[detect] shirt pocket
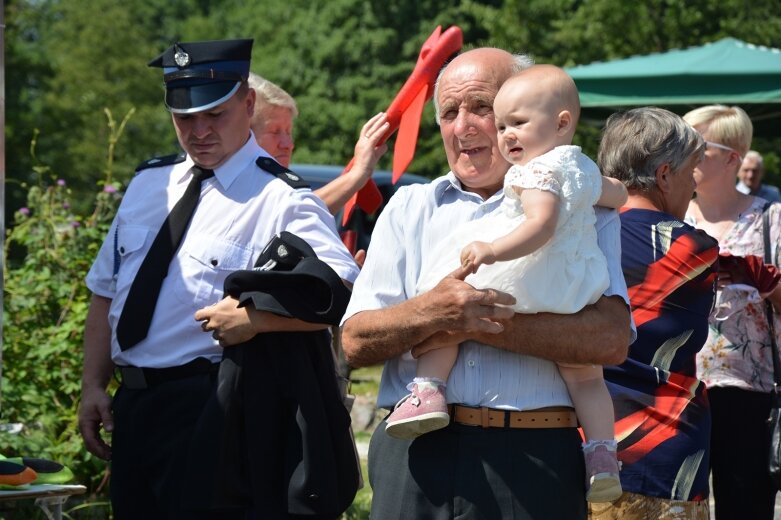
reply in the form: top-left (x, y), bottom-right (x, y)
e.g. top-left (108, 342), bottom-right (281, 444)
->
top-left (114, 225), bottom-right (152, 293)
top-left (171, 236), bottom-right (254, 308)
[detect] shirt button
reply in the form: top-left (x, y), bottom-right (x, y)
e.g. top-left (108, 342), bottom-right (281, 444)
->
top-left (119, 247), bottom-right (125, 254)
top-left (467, 360), bottom-right (476, 367)
top-left (210, 258), bottom-right (218, 266)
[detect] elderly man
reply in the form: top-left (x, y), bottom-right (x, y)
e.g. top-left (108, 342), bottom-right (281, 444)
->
top-left (341, 48), bottom-right (633, 519)
top-left (737, 150), bottom-right (781, 202)
top-left (248, 72), bottom-right (298, 167)
top-left (78, 39), bottom-right (358, 519)
top-left (248, 72), bottom-right (388, 215)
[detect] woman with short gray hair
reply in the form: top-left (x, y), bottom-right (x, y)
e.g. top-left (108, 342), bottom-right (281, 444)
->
top-left (590, 107), bottom-right (718, 519)
top-left (598, 106), bottom-right (704, 197)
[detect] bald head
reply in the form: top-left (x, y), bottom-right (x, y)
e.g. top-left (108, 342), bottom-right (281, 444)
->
top-left (434, 48), bottom-right (532, 124)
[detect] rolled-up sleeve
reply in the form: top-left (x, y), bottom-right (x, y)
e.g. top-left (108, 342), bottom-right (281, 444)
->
top-left (595, 206), bottom-right (637, 344)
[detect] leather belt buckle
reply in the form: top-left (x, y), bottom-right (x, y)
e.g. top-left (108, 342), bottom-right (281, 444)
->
top-left (118, 366), bottom-right (148, 390)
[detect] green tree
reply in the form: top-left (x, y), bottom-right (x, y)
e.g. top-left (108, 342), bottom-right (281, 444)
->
top-left (4, 0), bottom-right (229, 221)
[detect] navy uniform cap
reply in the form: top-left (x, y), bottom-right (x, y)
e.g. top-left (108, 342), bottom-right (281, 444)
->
top-left (148, 39), bottom-right (253, 114)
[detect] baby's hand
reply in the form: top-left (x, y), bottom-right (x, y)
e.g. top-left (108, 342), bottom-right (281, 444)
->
top-left (460, 241), bottom-right (497, 273)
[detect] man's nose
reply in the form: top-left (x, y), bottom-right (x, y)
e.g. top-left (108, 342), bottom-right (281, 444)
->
top-left (192, 118), bottom-right (211, 138)
top-left (279, 133), bottom-right (294, 150)
top-left (453, 110), bottom-right (477, 137)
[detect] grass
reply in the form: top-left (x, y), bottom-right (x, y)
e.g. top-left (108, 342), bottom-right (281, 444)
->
top-left (341, 364), bottom-right (383, 520)
top-left (349, 365), bottom-right (383, 396)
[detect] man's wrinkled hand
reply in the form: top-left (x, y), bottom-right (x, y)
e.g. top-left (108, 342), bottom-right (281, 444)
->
top-left (424, 264), bottom-right (515, 333)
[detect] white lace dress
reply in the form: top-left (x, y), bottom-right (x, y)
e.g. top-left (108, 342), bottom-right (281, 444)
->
top-left (417, 145), bottom-right (610, 313)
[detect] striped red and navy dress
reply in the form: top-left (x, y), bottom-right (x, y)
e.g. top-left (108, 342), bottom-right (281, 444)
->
top-left (604, 207), bottom-right (718, 501)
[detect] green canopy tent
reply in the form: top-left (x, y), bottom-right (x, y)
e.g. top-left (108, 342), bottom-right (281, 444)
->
top-left (566, 38), bottom-right (781, 136)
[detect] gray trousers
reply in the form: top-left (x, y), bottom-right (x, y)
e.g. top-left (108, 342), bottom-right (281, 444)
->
top-left (368, 418), bottom-right (587, 519)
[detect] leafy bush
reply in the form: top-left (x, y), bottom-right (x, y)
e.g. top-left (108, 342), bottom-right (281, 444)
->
top-left (2, 109), bottom-right (133, 517)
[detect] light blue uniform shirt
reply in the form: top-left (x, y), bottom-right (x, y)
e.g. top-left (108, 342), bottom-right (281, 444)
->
top-left (342, 172), bottom-right (635, 410)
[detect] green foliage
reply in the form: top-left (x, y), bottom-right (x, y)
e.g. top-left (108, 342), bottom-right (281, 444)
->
top-left (2, 111), bottom-right (133, 516)
top-left (7, 0), bottom-right (781, 216)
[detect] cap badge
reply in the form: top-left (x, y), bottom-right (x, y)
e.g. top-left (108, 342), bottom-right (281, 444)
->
top-left (173, 45), bottom-right (191, 68)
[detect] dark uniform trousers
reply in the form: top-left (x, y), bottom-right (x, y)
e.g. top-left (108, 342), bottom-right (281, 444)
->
top-left (110, 368), bottom-right (244, 520)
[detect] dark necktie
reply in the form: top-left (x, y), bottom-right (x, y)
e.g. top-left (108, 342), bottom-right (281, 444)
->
top-left (116, 165), bottom-right (215, 350)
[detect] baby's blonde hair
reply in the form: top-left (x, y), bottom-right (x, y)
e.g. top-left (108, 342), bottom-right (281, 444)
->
top-left (517, 65), bottom-right (580, 119)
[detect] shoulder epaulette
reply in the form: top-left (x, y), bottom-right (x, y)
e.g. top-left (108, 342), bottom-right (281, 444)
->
top-left (256, 156), bottom-right (310, 189)
top-left (135, 150), bottom-right (187, 172)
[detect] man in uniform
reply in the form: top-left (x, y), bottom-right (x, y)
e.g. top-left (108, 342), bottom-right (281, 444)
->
top-left (78, 38), bottom-right (359, 519)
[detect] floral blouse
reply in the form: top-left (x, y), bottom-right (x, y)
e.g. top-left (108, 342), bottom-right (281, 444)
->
top-left (685, 197), bottom-right (781, 392)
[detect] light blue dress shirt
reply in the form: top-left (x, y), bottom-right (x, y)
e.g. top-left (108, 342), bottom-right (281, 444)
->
top-left (342, 172), bottom-right (634, 410)
top-left (736, 181), bottom-right (781, 203)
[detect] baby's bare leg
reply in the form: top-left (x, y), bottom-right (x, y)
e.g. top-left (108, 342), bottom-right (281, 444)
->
top-left (416, 344), bottom-right (459, 382)
top-left (560, 363), bottom-right (622, 502)
top-left (558, 363), bottom-right (615, 441)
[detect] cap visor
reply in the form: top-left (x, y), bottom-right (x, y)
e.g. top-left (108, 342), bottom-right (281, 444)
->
top-left (165, 81), bottom-right (240, 114)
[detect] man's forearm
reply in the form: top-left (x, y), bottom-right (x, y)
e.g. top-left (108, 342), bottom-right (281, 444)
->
top-left (314, 169), bottom-right (372, 216)
top-left (341, 297), bottom-right (440, 368)
top-left (82, 294), bottom-right (115, 391)
top-left (474, 295), bottom-right (631, 365)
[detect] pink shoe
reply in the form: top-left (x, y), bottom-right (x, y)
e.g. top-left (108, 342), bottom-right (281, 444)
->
top-left (584, 444), bottom-right (622, 503)
top-left (385, 383), bottom-right (450, 440)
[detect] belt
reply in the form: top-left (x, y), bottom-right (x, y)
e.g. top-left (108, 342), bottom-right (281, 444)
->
top-left (116, 357), bottom-right (219, 390)
top-left (448, 404), bottom-right (578, 429)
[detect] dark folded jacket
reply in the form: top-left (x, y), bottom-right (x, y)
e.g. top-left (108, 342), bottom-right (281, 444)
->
top-left (183, 232), bottom-right (359, 518)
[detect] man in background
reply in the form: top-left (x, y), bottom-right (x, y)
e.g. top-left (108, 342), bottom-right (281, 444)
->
top-left (737, 150), bottom-right (781, 202)
top-left (248, 72), bottom-right (388, 215)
